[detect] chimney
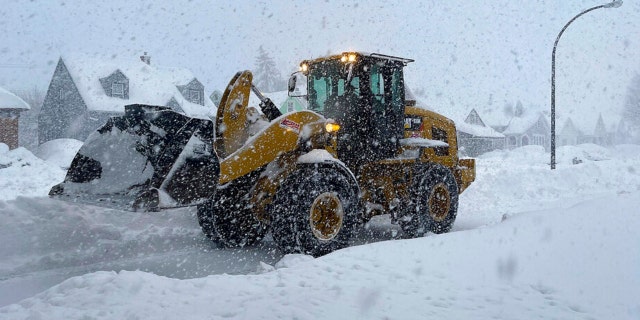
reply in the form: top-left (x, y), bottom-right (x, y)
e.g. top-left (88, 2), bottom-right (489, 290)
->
top-left (140, 52), bottom-right (151, 65)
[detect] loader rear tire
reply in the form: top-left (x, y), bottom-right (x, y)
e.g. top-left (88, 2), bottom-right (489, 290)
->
top-left (271, 164), bottom-right (360, 257)
top-left (400, 164), bottom-right (459, 237)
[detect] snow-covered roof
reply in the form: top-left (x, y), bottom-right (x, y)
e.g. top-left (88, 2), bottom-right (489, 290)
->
top-left (502, 112), bottom-right (544, 135)
top-left (457, 121), bottom-right (504, 138)
top-left (61, 54), bottom-right (215, 119)
top-left (0, 86), bottom-right (30, 110)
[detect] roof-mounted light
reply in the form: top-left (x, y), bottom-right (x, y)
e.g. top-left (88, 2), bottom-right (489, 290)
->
top-left (341, 52), bottom-right (357, 63)
top-left (300, 62), bottom-right (309, 73)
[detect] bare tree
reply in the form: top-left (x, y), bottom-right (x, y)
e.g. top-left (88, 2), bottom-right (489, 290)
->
top-left (622, 73), bottom-right (640, 143)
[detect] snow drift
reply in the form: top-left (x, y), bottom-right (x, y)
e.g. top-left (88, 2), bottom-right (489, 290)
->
top-left (1, 144), bottom-right (639, 319)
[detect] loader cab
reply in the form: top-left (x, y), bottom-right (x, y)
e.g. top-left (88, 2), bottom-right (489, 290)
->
top-left (296, 52), bottom-right (413, 168)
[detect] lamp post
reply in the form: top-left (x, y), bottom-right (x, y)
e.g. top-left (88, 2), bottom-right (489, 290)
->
top-left (550, 0), bottom-right (622, 169)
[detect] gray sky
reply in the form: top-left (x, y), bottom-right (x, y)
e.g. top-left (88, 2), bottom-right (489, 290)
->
top-left (1, 0), bottom-right (638, 124)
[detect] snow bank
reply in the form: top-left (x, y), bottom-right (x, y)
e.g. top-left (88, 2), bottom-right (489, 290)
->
top-left (457, 144), bottom-right (640, 229)
top-left (1, 144), bottom-right (640, 318)
top-left (0, 146), bottom-right (65, 201)
top-left (1, 192), bottom-right (638, 319)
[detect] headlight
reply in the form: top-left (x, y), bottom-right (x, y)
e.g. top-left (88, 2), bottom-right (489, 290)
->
top-left (325, 122), bottom-right (340, 133)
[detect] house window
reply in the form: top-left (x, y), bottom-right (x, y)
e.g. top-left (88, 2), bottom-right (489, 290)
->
top-left (59, 88), bottom-right (64, 100)
top-left (189, 89), bottom-right (201, 103)
top-left (533, 134), bottom-right (544, 146)
top-left (507, 136), bottom-right (517, 147)
top-left (112, 83), bottom-right (124, 98)
top-left (287, 101), bottom-right (295, 112)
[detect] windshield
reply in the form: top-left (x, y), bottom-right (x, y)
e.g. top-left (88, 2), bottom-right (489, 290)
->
top-left (307, 60), bottom-right (360, 114)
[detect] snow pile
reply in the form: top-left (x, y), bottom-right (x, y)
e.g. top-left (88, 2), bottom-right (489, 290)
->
top-left (35, 139), bottom-right (83, 169)
top-left (458, 144), bottom-right (640, 229)
top-left (0, 145), bottom-right (65, 201)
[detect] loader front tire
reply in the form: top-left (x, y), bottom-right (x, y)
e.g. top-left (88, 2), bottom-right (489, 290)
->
top-left (197, 189), bottom-right (268, 247)
top-left (197, 200), bottom-right (218, 241)
top-left (400, 164), bottom-right (459, 237)
top-left (271, 164), bottom-right (360, 257)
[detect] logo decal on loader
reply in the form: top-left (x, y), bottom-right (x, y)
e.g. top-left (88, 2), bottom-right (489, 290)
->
top-left (279, 118), bottom-right (301, 133)
top-left (404, 117), bottom-right (422, 130)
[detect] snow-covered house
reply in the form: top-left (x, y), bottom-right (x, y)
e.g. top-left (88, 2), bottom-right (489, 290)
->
top-left (558, 117), bottom-right (582, 146)
top-left (456, 109), bottom-right (505, 156)
top-left (38, 54), bottom-right (216, 144)
top-left (583, 114), bottom-right (615, 145)
top-left (501, 112), bottom-right (550, 150)
top-left (280, 95), bottom-right (308, 114)
top-left (558, 113), bottom-right (616, 146)
top-left (0, 86), bottom-right (31, 149)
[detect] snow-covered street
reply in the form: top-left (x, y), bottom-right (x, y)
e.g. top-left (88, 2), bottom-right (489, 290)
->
top-left (1, 143), bottom-right (639, 319)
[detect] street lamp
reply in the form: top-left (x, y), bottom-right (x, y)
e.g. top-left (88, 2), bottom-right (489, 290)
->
top-left (550, 0), bottom-right (622, 170)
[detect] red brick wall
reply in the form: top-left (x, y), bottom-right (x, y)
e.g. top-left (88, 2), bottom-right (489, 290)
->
top-left (0, 116), bottom-right (19, 149)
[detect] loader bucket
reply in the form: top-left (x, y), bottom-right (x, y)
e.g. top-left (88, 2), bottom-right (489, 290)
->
top-left (49, 104), bottom-right (219, 211)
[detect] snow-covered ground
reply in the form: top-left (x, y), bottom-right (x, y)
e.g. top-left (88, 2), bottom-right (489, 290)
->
top-left (1, 143), bottom-right (639, 319)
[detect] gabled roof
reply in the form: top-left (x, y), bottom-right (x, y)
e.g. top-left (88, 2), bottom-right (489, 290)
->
top-left (556, 112), bottom-right (620, 136)
top-left (465, 109), bottom-right (486, 126)
top-left (0, 86), bottom-right (30, 110)
top-left (455, 108), bottom-right (503, 138)
top-left (559, 117), bottom-right (583, 136)
top-left (60, 54), bottom-right (215, 119)
top-left (502, 112), bottom-right (547, 135)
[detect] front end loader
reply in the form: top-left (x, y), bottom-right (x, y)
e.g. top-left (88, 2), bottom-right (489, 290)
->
top-left (51, 51), bottom-right (475, 257)
top-left (197, 52), bottom-right (475, 256)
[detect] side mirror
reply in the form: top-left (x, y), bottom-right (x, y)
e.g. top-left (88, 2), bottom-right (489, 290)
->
top-left (288, 72), bottom-right (307, 98)
top-left (287, 74), bottom-right (297, 93)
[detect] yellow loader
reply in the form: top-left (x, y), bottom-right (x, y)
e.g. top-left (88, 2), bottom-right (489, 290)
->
top-left (51, 52), bottom-right (475, 256)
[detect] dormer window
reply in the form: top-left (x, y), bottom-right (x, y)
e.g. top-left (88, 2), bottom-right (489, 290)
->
top-left (100, 70), bottom-right (129, 99)
top-left (112, 83), bottom-right (124, 98)
top-left (189, 89), bottom-right (201, 104)
top-left (177, 79), bottom-right (205, 106)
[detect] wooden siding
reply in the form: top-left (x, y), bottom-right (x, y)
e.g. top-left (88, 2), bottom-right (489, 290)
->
top-left (0, 114), bottom-right (20, 149)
